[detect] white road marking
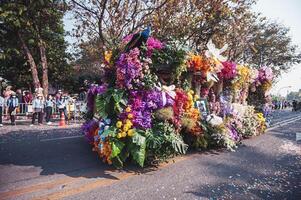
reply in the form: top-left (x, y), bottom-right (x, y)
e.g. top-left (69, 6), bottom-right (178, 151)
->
top-left (40, 135), bottom-right (83, 142)
top-left (267, 116), bottom-right (301, 131)
top-left (296, 132), bottom-right (301, 141)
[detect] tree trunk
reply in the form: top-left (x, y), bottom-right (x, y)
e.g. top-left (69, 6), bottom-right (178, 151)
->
top-left (39, 39), bottom-right (48, 97)
top-left (18, 31), bottom-right (41, 89)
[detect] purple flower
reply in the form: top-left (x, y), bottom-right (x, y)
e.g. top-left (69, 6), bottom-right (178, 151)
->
top-left (116, 48), bottom-right (142, 89)
top-left (258, 66), bottom-right (274, 83)
top-left (125, 89), bottom-right (174, 129)
top-left (87, 84), bottom-right (107, 112)
top-left (81, 119), bottom-right (99, 143)
top-left (229, 126), bottom-right (240, 141)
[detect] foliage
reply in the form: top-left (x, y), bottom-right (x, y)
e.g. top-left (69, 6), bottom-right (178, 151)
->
top-left (0, 0), bottom-right (71, 92)
top-left (145, 121), bottom-right (188, 164)
top-left (70, 0), bottom-right (300, 79)
top-left (95, 88), bottom-right (127, 119)
top-left (150, 43), bottom-right (187, 83)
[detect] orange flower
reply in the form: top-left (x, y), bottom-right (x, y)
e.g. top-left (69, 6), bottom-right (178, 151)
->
top-left (188, 55), bottom-right (212, 73)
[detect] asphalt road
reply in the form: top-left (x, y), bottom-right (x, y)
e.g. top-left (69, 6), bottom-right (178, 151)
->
top-left (0, 111), bottom-right (300, 200)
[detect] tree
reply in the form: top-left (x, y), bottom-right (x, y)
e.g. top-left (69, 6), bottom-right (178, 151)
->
top-left (0, 0), bottom-right (70, 95)
top-left (70, 0), bottom-right (300, 78)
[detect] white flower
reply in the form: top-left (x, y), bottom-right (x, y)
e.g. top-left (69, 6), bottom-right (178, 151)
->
top-left (206, 114), bottom-right (224, 126)
top-left (205, 39), bottom-right (228, 62)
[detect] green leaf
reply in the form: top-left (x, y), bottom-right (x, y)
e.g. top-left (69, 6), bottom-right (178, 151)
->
top-left (132, 131), bottom-right (146, 146)
top-left (130, 145), bottom-right (146, 167)
top-left (102, 126), bottom-right (117, 137)
top-left (111, 139), bottom-right (125, 158)
top-left (95, 96), bottom-right (108, 119)
top-left (112, 90), bottom-right (123, 102)
top-left (119, 149), bottom-right (130, 162)
top-left (130, 131), bottom-right (146, 167)
top-left (111, 156), bottom-right (123, 168)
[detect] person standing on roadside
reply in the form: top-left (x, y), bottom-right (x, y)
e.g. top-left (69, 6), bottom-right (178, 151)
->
top-left (0, 95), bottom-right (4, 127)
top-left (57, 93), bottom-right (69, 124)
top-left (6, 92), bottom-right (19, 125)
top-left (31, 93), bottom-right (44, 126)
top-left (16, 89), bottom-right (23, 114)
top-left (45, 95), bottom-right (55, 125)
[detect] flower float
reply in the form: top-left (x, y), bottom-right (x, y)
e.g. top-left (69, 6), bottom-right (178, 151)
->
top-left (82, 28), bottom-right (274, 168)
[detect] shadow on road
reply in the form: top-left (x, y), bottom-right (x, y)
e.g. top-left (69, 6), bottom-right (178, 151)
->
top-left (0, 128), bottom-right (122, 182)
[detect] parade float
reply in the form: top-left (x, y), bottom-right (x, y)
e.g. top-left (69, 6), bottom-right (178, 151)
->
top-left (82, 27), bottom-right (273, 168)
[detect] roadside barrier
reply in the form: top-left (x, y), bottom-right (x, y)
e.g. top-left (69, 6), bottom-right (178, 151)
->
top-left (1, 101), bottom-right (87, 123)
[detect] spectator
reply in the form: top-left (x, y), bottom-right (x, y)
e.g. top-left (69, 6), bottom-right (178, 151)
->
top-left (56, 90), bottom-right (62, 101)
top-left (292, 100), bottom-right (297, 111)
top-left (79, 87), bottom-right (87, 101)
top-left (45, 95), bottom-right (55, 125)
top-left (16, 89), bottom-right (23, 113)
top-left (23, 90), bottom-right (33, 116)
top-left (31, 93), bottom-right (44, 126)
top-left (3, 86), bottom-right (13, 118)
top-left (0, 95), bottom-right (4, 127)
top-left (6, 92), bottom-right (19, 125)
top-left (57, 93), bottom-right (69, 123)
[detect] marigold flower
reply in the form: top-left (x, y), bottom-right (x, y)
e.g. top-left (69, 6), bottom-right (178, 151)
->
top-left (125, 106), bottom-right (131, 112)
top-left (123, 125), bottom-right (129, 132)
top-left (128, 129), bottom-right (135, 136)
top-left (121, 132), bottom-right (127, 137)
top-left (127, 113), bottom-right (134, 119)
top-left (116, 121), bottom-right (123, 128)
top-left (125, 119), bottom-right (133, 126)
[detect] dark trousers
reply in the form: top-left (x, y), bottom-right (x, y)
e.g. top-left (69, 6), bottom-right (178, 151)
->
top-left (0, 106), bottom-right (2, 124)
top-left (8, 107), bottom-right (16, 124)
top-left (59, 108), bottom-right (68, 121)
top-left (32, 112), bottom-right (43, 124)
top-left (45, 107), bottom-right (52, 122)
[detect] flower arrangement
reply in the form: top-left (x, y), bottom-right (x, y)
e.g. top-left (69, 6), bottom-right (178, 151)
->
top-left (219, 61), bottom-right (237, 80)
top-left (82, 30), bottom-right (272, 168)
top-left (116, 48), bottom-right (143, 89)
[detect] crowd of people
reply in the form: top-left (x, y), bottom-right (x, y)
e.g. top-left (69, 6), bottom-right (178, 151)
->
top-left (272, 100), bottom-right (291, 110)
top-left (0, 87), bottom-right (84, 127)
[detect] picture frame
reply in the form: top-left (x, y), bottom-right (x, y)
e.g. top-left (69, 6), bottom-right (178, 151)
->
top-left (195, 98), bottom-right (210, 117)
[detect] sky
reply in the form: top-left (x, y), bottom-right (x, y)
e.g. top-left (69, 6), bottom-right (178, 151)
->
top-left (64, 0), bottom-right (301, 96)
top-left (253, 0), bottom-right (301, 96)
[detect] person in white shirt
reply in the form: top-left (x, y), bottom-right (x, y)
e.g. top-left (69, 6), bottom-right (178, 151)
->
top-left (31, 93), bottom-right (44, 126)
top-left (45, 95), bottom-right (55, 125)
top-left (0, 95), bottom-right (4, 127)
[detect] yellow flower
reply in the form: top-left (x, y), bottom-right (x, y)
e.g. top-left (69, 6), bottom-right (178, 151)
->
top-left (123, 125), bottom-right (129, 132)
top-left (128, 129), bottom-right (135, 137)
top-left (121, 132), bottom-right (127, 137)
top-left (125, 119), bottom-right (132, 125)
top-left (116, 121), bottom-right (123, 128)
top-left (104, 50), bottom-right (112, 64)
top-left (189, 90), bottom-right (194, 95)
top-left (194, 94), bottom-right (199, 101)
top-left (127, 113), bottom-right (134, 119)
top-left (117, 133), bottom-right (122, 138)
top-left (125, 106), bottom-right (131, 113)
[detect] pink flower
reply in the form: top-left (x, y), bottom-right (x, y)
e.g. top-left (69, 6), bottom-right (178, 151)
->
top-left (122, 33), bottom-right (134, 44)
top-left (146, 37), bottom-right (164, 57)
top-left (259, 66), bottom-right (274, 82)
top-left (218, 61), bottom-right (237, 80)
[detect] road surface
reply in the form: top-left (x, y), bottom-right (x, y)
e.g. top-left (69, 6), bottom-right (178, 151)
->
top-left (0, 110), bottom-right (300, 200)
